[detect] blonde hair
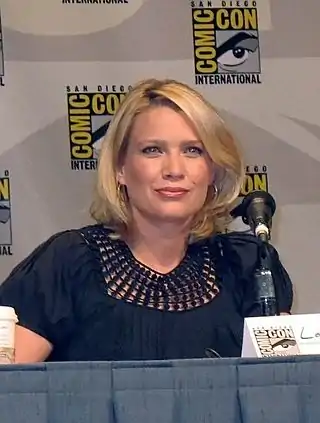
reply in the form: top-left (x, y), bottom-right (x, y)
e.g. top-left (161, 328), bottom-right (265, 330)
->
top-left (90, 78), bottom-right (245, 241)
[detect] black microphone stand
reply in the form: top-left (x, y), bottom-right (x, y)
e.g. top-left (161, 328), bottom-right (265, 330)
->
top-left (231, 190), bottom-right (280, 317)
top-left (254, 235), bottom-right (279, 317)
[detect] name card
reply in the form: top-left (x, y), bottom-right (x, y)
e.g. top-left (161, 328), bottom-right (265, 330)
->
top-left (242, 313), bottom-right (320, 358)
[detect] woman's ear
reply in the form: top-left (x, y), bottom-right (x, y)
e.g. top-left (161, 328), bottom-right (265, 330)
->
top-left (210, 168), bottom-right (216, 186)
top-left (117, 166), bottom-right (126, 186)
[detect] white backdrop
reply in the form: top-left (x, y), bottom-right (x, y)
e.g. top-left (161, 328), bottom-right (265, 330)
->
top-left (0, 0), bottom-right (319, 314)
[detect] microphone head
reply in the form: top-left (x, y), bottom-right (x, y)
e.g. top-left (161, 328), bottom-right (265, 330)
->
top-left (241, 190), bottom-right (276, 225)
top-left (230, 190), bottom-right (276, 225)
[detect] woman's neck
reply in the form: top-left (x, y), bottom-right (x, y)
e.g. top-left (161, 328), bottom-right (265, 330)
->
top-left (124, 217), bottom-right (191, 274)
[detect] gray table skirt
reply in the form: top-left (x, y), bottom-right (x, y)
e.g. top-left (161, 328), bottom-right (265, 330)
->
top-left (0, 355), bottom-right (320, 423)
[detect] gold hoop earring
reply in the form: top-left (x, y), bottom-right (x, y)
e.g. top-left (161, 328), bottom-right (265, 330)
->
top-left (208, 184), bottom-right (218, 200)
top-left (117, 183), bottom-right (127, 207)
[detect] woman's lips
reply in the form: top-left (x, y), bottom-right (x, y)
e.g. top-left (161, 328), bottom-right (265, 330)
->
top-left (155, 188), bottom-right (189, 198)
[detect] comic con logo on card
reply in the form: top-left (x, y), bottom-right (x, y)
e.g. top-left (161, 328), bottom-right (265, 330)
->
top-left (253, 326), bottom-right (300, 357)
top-left (66, 84), bottom-right (131, 171)
top-left (191, 0), bottom-right (261, 85)
top-left (0, 171), bottom-right (13, 256)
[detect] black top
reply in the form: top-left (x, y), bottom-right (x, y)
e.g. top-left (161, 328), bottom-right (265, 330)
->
top-left (0, 224), bottom-right (293, 361)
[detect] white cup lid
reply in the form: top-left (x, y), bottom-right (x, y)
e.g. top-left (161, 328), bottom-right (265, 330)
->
top-left (0, 306), bottom-right (18, 322)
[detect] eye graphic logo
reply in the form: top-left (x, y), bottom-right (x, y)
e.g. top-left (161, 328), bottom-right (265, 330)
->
top-left (253, 327), bottom-right (300, 357)
top-left (191, 3), bottom-right (262, 85)
top-left (216, 30), bottom-right (260, 73)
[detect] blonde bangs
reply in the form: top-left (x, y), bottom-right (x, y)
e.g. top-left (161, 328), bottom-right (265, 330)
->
top-left (90, 78), bottom-right (245, 240)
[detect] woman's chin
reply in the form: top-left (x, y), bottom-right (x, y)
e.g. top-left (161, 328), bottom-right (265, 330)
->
top-left (149, 208), bottom-right (196, 224)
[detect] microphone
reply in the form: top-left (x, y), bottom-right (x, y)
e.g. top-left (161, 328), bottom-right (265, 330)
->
top-left (230, 191), bottom-right (276, 242)
top-left (231, 191), bottom-right (279, 316)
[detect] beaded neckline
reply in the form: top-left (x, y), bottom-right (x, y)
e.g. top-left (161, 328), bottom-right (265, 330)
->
top-left (81, 226), bottom-right (220, 312)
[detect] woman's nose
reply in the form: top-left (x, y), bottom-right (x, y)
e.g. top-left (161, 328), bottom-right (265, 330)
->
top-left (162, 153), bottom-right (185, 179)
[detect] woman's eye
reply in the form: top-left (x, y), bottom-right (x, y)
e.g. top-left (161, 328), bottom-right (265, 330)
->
top-left (186, 146), bottom-right (203, 156)
top-left (142, 146), bottom-right (162, 155)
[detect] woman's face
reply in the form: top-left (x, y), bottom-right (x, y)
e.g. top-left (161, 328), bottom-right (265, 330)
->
top-left (118, 106), bottom-right (214, 226)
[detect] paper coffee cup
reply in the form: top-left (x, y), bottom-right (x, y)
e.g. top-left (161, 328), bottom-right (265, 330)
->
top-left (0, 306), bottom-right (18, 364)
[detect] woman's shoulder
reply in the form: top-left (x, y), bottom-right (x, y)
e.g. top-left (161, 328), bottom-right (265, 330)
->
top-left (209, 231), bottom-right (267, 275)
top-left (3, 224), bottom-right (109, 282)
top-left (36, 223), bottom-right (112, 251)
top-left (205, 230), bottom-right (294, 314)
top-left (0, 224), bottom-right (112, 346)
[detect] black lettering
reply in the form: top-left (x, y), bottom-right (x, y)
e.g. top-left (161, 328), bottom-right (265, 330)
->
top-left (220, 2), bottom-right (257, 8)
top-left (254, 329), bottom-right (268, 336)
top-left (0, 246), bottom-right (13, 256)
top-left (254, 328), bottom-right (275, 357)
top-left (71, 160), bottom-right (97, 171)
top-left (301, 327), bottom-right (314, 340)
top-left (195, 73), bottom-right (261, 85)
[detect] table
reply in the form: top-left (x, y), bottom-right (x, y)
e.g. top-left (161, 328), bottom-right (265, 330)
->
top-left (0, 355), bottom-right (320, 423)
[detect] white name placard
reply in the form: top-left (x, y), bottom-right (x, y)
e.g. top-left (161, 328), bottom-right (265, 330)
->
top-left (242, 313), bottom-right (320, 358)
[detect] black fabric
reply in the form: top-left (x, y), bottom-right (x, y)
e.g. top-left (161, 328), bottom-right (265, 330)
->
top-left (0, 224), bottom-right (293, 361)
top-left (81, 225), bottom-right (220, 312)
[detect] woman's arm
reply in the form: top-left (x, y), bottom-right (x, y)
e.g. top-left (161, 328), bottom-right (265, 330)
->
top-left (14, 325), bottom-right (53, 363)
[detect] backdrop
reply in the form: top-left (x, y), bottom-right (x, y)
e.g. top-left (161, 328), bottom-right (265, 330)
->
top-left (0, 0), bottom-right (319, 314)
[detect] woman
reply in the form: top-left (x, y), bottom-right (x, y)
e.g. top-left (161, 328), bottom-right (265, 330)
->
top-left (0, 78), bottom-right (293, 363)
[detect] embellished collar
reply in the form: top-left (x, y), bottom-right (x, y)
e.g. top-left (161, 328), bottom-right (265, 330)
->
top-left (82, 226), bottom-right (220, 312)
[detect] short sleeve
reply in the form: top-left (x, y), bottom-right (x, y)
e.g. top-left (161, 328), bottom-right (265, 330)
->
top-left (213, 232), bottom-right (294, 317)
top-left (0, 230), bottom-right (89, 346)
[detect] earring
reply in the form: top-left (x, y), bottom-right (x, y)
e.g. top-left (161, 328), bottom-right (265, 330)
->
top-left (212, 184), bottom-right (218, 197)
top-left (117, 183), bottom-right (127, 207)
top-left (209, 184), bottom-right (218, 200)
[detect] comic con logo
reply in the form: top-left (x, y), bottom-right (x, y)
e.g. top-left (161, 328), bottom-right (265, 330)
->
top-left (0, 9), bottom-right (5, 87)
top-left (66, 85), bottom-right (130, 170)
top-left (239, 165), bottom-right (268, 197)
top-left (253, 326), bottom-right (300, 357)
top-left (191, 0), bottom-right (261, 85)
top-left (0, 171), bottom-right (13, 256)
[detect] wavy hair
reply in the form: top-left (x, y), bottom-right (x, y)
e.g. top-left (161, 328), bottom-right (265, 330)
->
top-left (90, 78), bottom-right (245, 241)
